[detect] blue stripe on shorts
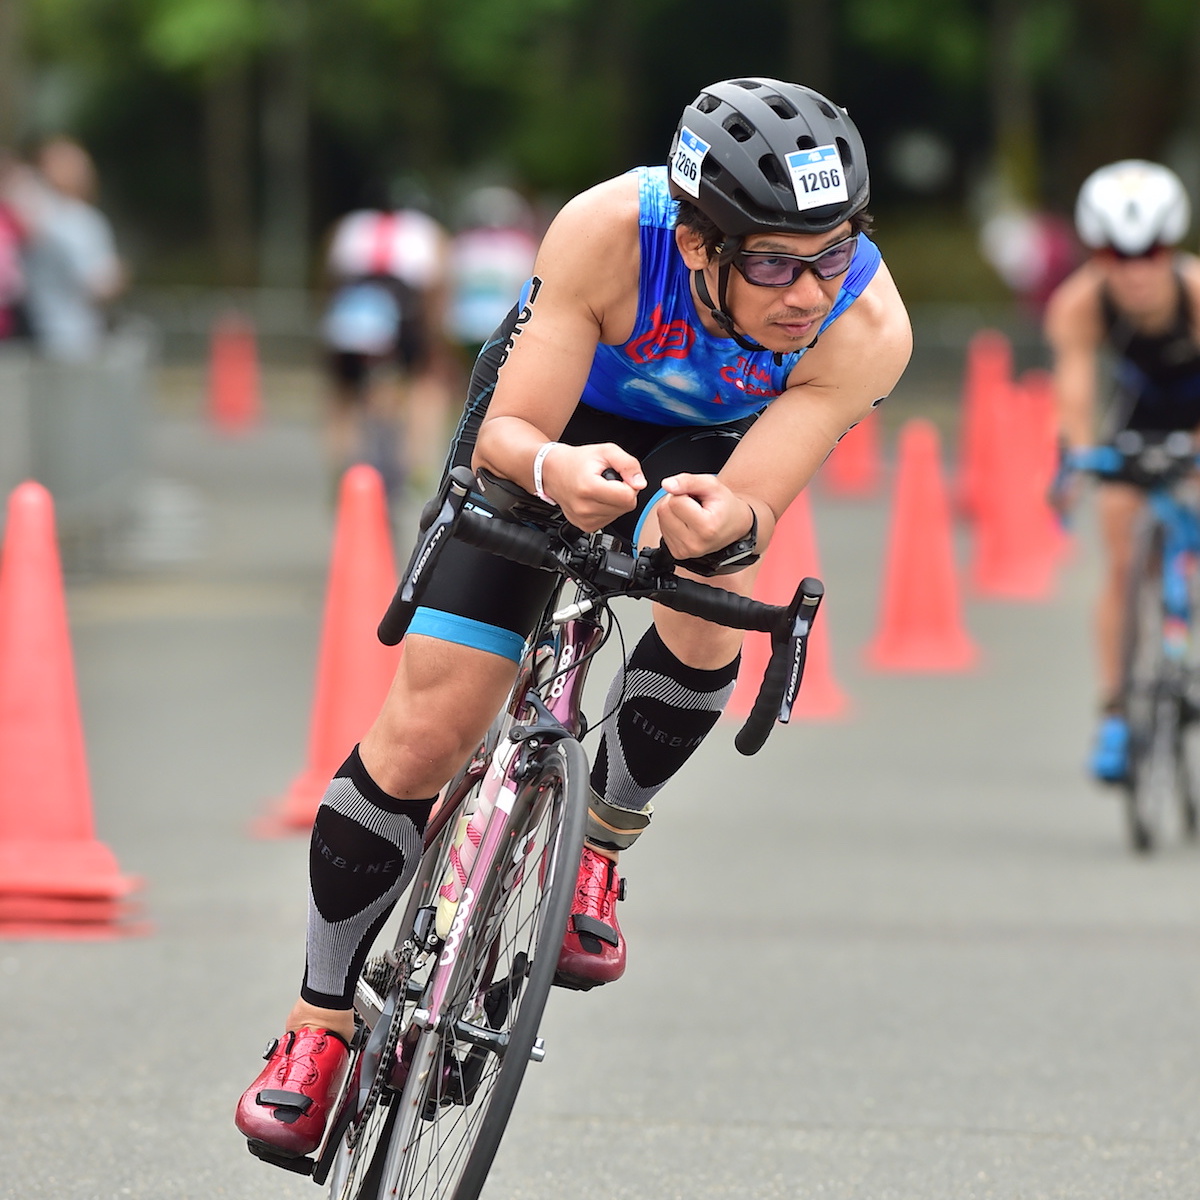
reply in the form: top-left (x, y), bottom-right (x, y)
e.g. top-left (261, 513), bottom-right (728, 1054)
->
top-left (407, 607), bottom-right (527, 663)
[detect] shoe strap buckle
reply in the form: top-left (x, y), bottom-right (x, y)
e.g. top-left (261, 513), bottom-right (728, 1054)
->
top-left (256, 1088), bottom-right (314, 1123)
top-left (570, 913), bottom-right (620, 947)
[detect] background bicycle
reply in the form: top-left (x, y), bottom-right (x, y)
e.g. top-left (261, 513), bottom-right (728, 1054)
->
top-left (1072, 431), bottom-right (1200, 852)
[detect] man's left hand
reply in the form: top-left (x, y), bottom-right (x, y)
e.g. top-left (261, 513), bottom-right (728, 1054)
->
top-left (657, 473), bottom-right (756, 561)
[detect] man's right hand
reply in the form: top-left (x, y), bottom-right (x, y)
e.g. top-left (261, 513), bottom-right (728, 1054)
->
top-left (540, 442), bottom-right (646, 531)
top-left (1048, 449), bottom-right (1087, 522)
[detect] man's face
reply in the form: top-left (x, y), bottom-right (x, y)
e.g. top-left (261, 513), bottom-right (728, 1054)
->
top-left (1096, 245), bottom-right (1175, 317)
top-left (703, 222), bottom-right (854, 353)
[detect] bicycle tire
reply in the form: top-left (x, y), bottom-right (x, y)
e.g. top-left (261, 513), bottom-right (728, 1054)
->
top-left (1178, 554), bottom-right (1200, 839)
top-left (377, 736), bottom-right (588, 1200)
top-left (1177, 726), bottom-right (1199, 838)
top-left (1120, 514), bottom-right (1171, 853)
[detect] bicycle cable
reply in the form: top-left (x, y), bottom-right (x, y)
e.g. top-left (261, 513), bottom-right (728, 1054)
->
top-left (532, 601), bottom-right (618, 706)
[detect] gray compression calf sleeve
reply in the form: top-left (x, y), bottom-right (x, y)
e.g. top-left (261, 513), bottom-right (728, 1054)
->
top-left (301, 746), bottom-right (435, 1009)
top-left (588, 625), bottom-right (739, 849)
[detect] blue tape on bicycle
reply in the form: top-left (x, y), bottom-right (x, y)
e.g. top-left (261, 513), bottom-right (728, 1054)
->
top-left (407, 608), bottom-right (527, 663)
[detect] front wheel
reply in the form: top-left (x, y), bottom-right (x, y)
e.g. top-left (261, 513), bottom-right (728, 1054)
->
top-left (379, 736), bottom-right (589, 1200)
top-left (1119, 515), bottom-right (1170, 853)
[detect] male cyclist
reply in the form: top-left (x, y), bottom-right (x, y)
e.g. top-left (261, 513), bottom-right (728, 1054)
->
top-left (237, 77), bottom-right (912, 1161)
top-left (1044, 159), bottom-right (1200, 782)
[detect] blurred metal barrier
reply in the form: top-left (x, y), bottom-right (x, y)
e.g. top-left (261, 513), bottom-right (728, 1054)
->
top-left (0, 323), bottom-right (154, 569)
top-left (122, 285), bottom-right (319, 364)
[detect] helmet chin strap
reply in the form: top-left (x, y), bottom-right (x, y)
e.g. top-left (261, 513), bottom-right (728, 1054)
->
top-left (692, 264), bottom-right (771, 354)
top-left (692, 263), bottom-right (818, 364)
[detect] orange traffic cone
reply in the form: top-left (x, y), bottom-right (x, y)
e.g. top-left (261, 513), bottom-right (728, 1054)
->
top-left (821, 412), bottom-right (884, 498)
top-left (956, 329), bottom-right (1012, 518)
top-left (0, 482), bottom-right (144, 937)
top-left (256, 465), bottom-right (403, 834)
top-left (727, 489), bottom-right (850, 723)
top-left (863, 420), bottom-right (979, 671)
top-left (208, 312), bottom-right (261, 435)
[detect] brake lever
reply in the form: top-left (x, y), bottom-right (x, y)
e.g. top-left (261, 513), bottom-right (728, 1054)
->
top-left (778, 579), bottom-right (824, 723)
top-left (733, 575), bottom-right (823, 756)
top-left (377, 465), bottom-right (475, 645)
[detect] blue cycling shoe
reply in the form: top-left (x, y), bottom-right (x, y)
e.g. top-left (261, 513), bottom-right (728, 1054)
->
top-left (1089, 715), bottom-right (1130, 783)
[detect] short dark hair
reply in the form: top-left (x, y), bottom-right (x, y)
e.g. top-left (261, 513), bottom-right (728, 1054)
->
top-left (675, 199), bottom-right (874, 262)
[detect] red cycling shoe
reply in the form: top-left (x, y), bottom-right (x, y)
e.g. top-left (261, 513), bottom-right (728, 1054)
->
top-left (555, 845), bottom-right (626, 990)
top-left (235, 1027), bottom-right (350, 1158)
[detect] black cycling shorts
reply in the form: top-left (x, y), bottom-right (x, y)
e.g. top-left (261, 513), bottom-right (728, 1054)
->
top-left (324, 276), bottom-right (430, 397)
top-left (406, 308), bottom-right (759, 661)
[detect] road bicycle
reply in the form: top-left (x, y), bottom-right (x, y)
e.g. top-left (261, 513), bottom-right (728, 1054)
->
top-left (249, 464), bottom-right (824, 1198)
top-left (1073, 431), bottom-right (1200, 852)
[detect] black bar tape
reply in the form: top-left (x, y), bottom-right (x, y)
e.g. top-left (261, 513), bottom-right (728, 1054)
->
top-left (734, 635), bottom-right (797, 756)
top-left (652, 577), bottom-right (780, 632)
top-left (455, 508), bottom-right (558, 570)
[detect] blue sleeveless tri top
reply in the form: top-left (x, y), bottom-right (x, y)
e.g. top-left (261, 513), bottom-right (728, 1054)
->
top-left (577, 165), bottom-right (881, 427)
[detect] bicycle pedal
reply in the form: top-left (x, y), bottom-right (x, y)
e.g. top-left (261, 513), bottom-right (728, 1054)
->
top-left (552, 969), bottom-right (604, 992)
top-left (245, 1139), bottom-right (316, 1176)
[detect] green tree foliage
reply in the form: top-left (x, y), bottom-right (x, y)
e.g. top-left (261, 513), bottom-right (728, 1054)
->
top-left (141, 0), bottom-right (263, 73)
top-left (16, 0), bottom-right (1200, 288)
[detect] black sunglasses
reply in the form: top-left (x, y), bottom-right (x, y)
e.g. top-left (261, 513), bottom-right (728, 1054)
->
top-left (731, 233), bottom-right (858, 287)
top-left (1099, 244), bottom-right (1167, 263)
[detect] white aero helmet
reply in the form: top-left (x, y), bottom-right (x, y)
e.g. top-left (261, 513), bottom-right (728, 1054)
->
top-left (1075, 159), bottom-right (1191, 256)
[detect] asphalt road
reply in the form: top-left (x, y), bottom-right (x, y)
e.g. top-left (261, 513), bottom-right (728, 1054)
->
top-left (2, 405), bottom-right (1199, 1200)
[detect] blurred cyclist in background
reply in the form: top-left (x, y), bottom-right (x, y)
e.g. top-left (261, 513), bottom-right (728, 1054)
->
top-left (1044, 160), bottom-right (1200, 782)
top-left (445, 184), bottom-right (539, 364)
top-left (319, 201), bottom-right (451, 500)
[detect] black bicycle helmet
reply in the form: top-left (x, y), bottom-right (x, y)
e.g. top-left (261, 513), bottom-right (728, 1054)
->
top-left (668, 78), bottom-right (870, 238)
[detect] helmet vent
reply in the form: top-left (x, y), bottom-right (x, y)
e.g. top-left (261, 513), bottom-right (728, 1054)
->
top-left (695, 93), bottom-right (721, 114)
top-left (796, 135), bottom-right (817, 152)
top-left (723, 116), bottom-right (755, 143)
top-left (836, 137), bottom-right (852, 169)
top-left (765, 95), bottom-right (798, 120)
top-left (815, 99), bottom-right (838, 119)
top-left (758, 155), bottom-right (787, 187)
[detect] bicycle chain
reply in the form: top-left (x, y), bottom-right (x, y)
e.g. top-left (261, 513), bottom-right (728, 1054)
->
top-left (345, 943), bottom-right (415, 1152)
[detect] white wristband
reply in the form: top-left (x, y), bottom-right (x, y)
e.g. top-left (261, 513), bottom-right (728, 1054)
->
top-left (532, 441), bottom-right (562, 506)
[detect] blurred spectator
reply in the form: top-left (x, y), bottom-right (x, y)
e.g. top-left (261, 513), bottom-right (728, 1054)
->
top-left (11, 136), bottom-right (126, 360)
top-left (445, 184), bottom-right (538, 362)
top-left (319, 204), bottom-right (452, 499)
top-left (980, 203), bottom-right (1080, 318)
top-left (0, 152), bottom-right (28, 342)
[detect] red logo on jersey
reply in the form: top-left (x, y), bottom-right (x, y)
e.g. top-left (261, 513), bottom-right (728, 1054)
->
top-left (626, 306), bottom-right (694, 363)
top-left (719, 357), bottom-right (780, 398)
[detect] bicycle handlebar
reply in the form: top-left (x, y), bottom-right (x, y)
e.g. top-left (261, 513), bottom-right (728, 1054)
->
top-left (378, 465), bottom-right (824, 754)
top-left (453, 507), bottom-right (560, 571)
top-left (1067, 434), bottom-right (1200, 479)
